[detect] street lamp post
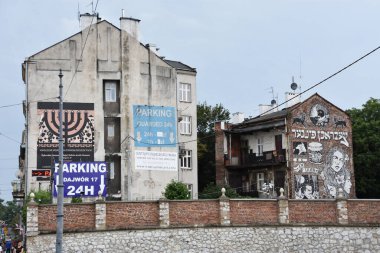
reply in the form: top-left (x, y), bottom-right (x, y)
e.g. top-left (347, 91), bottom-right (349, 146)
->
top-left (56, 70), bottom-right (64, 253)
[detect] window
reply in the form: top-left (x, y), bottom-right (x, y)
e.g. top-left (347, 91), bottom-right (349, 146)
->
top-left (257, 172), bottom-right (265, 191)
top-left (186, 184), bottom-right (193, 199)
top-left (105, 81), bottom-right (117, 102)
top-left (109, 162), bottom-right (115, 180)
top-left (179, 83), bottom-right (191, 102)
top-left (257, 137), bottom-right (263, 156)
top-left (179, 116), bottom-right (191, 135)
top-left (107, 123), bottom-right (115, 139)
top-left (180, 150), bottom-right (192, 169)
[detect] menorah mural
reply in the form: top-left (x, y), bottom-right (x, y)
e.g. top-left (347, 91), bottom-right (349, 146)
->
top-left (39, 109), bottom-right (94, 144)
top-left (36, 102), bottom-right (95, 179)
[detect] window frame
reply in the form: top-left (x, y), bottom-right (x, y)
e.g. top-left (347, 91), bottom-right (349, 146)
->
top-left (180, 149), bottom-right (192, 169)
top-left (179, 83), bottom-right (191, 102)
top-left (257, 137), bottom-right (263, 156)
top-left (179, 116), bottom-right (192, 135)
top-left (257, 172), bottom-right (265, 191)
top-left (104, 81), bottom-right (117, 102)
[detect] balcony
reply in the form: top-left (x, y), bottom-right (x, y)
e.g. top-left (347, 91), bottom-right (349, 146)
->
top-left (227, 149), bottom-right (286, 168)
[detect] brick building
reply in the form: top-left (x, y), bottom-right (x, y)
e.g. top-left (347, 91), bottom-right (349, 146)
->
top-left (215, 93), bottom-right (355, 199)
top-left (18, 12), bottom-right (198, 201)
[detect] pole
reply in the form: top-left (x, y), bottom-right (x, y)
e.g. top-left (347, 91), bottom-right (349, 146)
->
top-left (56, 69), bottom-right (64, 252)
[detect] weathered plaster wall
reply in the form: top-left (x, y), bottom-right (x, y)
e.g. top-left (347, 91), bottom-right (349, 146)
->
top-left (27, 226), bottom-right (380, 253)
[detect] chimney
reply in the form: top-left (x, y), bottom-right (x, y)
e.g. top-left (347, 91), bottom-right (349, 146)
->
top-left (80, 13), bottom-right (100, 30)
top-left (231, 112), bottom-right (245, 124)
top-left (285, 92), bottom-right (301, 108)
top-left (120, 16), bottom-right (141, 39)
top-left (259, 103), bottom-right (278, 116)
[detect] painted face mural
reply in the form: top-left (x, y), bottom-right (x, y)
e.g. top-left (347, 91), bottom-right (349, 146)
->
top-left (295, 175), bottom-right (319, 199)
top-left (310, 104), bottom-right (329, 127)
top-left (322, 147), bottom-right (351, 198)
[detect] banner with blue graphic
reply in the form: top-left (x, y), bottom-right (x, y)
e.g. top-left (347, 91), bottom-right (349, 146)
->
top-left (53, 162), bottom-right (107, 198)
top-left (133, 105), bottom-right (177, 147)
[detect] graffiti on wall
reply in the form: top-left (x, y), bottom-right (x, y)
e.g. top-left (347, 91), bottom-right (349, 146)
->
top-left (320, 147), bottom-right (351, 198)
top-left (291, 100), bottom-right (352, 199)
top-left (37, 102), bottom-right (95, 181)
top-left (310, 104), bottom-right (329, 127)
top-left (295, 175), bottom-right (319, 199)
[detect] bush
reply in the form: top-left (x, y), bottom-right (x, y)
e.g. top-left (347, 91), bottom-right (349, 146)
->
top-left (164, 180), bottom-right (190, 200)
top-left (198, 183), bottom-right (241, 199)
top-left (71, 197), bottom-right (83, 203)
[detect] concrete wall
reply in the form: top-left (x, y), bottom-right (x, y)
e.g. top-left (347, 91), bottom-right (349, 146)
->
top-left (22, 16), bottom-right (198, 201)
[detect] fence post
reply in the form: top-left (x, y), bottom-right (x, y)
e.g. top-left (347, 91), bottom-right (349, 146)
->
top-left (219, 188), bottom-right (231, 226)
top-left (95, 195), bottom-right (106, 230)
top-left (336, 188), bottom-right (348, 225)
top-left (159, 197), bottom-right (170, 228)
top-left (278, 188), bottom-right (289, 224)
top-left (26, 193), bottom-right (39, 236)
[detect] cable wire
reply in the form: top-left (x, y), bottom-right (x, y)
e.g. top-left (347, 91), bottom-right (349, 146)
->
top-left (260, 45), bottom-right (380, 116)
top-left (64, 0), bottom-right (99, 99)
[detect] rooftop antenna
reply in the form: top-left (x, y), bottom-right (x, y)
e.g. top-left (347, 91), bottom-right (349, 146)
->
top-left (122, 9), bottom-right (125, 18)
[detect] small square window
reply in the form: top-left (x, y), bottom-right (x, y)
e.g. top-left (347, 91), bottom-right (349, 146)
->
top-left (180, 150), bottom-right (192, 169)
top-left (105, 81), bottom-right (117, 102)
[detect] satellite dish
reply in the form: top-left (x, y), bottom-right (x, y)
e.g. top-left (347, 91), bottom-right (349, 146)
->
top-left (271, 99), bottom-right (276, 105)
top-left (291, 82), bottom-right (298, 91)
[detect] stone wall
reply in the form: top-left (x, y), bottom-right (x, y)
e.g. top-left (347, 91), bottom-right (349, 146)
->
top-left (27, 196), bottom-right (380, 252)
top-left (27, 226), bottom-right (380, 253)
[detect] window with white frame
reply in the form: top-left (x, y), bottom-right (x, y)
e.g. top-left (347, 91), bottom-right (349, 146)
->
top-left (257, 137), bottom-right (263, 156)
top-left (105, 81), bottom-right (117, 102)
top-left (179, 116), bottom-right (191, 135)
top-left (179, 83), bottom-right (191, 102)
top-left (180, 150), bottom-right (192, 169)
top-left (257, 172), bottom-right (264, 191)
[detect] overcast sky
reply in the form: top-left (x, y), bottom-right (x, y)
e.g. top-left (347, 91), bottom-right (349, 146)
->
top-left (1, 0), bottom-right (379, 201)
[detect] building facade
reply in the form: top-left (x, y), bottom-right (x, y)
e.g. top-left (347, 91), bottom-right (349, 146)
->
top-left (19, 13), bottom-right (198, 201)
top-left (216, 93), bottom-right (355, 199)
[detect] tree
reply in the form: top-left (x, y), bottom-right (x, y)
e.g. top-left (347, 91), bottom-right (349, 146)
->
top-left (164, 180), bottom-right (190, 200)
top-left (197, 102), bottom-right (230, 191)
top-left (0, 199), bottom-right (21, 227)
top-left (346, 98), bottom-right (380, 198)
top-left (198, 183), bottom-right (241, 199)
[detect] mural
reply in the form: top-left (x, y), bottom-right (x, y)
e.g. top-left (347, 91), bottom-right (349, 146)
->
top-left (308, 142), bottom-right (323, 164)
top-left (37, 102), bottom-right (95, 181)
top-left (292, 113), bottom-right (306, 127)
top-left (295, 175), bottom-right (319, 199)
top-left (290, 97), bottom-right (353, 199)
top-left (310, 104), bottom-right (329, 127)
top-left (321, 147), bottom-right (351, 198)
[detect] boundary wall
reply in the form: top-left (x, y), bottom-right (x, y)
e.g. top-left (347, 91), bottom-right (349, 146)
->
top-left (26, 195), bottom-right (380, 252)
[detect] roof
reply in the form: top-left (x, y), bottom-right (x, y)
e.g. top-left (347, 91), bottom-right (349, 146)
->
top-left (164, 60), bottom-right (196, 72)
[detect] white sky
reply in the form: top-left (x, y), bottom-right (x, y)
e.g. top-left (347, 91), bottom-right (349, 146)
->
top-left (1, 0), bottom-right (380, 201)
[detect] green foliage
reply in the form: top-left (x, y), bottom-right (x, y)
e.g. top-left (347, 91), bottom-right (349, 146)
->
top-left (22, 190), bottom-right (53, 224)
top-left (346, 98), bottom-right (380, 198)
top-left (30, 190), bottom-right (52, 204)
top-left (164, 180), bottom-right (190, 200)
top-left (198, 183), bottom-right (242, 199)
top-left (197, 102), bottom-right (230, 191)
top-left (71, 197), bottom-right (83, 203)
top-left (0, 199), bottom-right (21, 227)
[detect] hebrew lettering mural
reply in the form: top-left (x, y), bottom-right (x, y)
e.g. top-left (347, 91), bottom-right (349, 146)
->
top-left (289, 95), bottom-right (353, 199)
